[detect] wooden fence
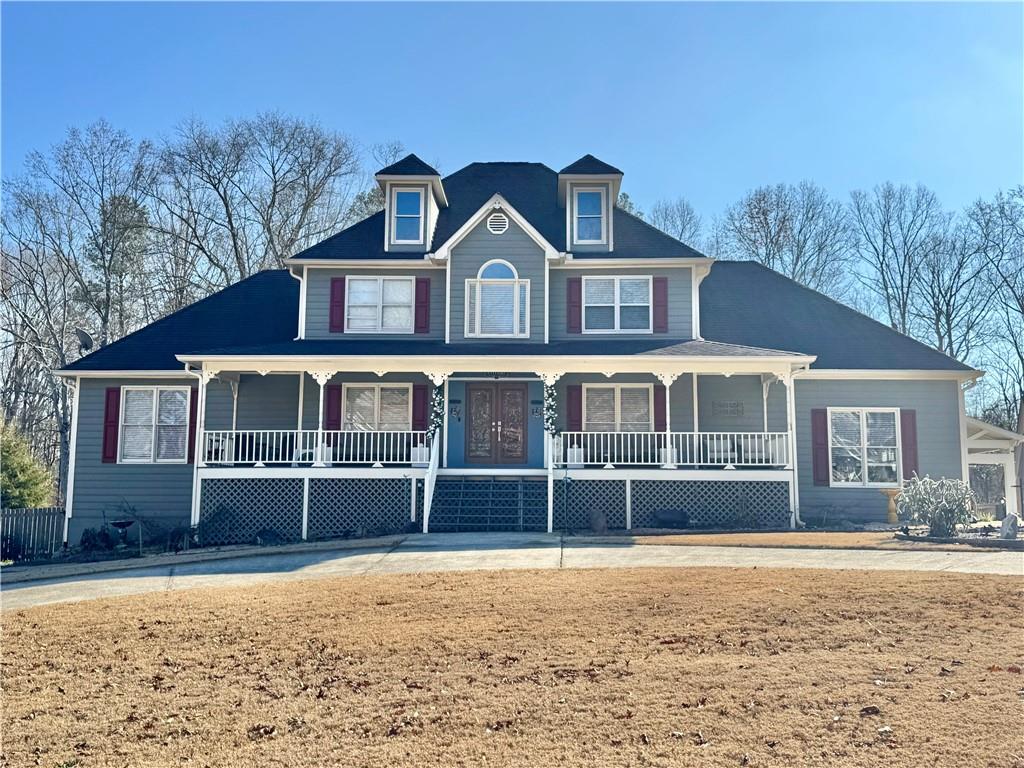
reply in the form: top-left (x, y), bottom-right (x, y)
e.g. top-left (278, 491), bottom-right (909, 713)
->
top-left (1, 507), bottom-right (65, 561)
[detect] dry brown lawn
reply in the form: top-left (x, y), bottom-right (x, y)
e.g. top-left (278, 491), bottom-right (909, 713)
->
top-left (622, 531), bottom-right (998, 552)
top-left (3, 568), bottom-right (1022, 768)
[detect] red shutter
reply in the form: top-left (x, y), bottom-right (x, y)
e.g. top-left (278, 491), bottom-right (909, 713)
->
top-left (414, 277), bottom-right (431, 334)
top-left (811, 408), bottom-right (829, 486)
top-left (567, 277), bottom-right (582, 334)
top-left (900, 409), bottom-right (918, 480)
top-left (653, 385), bottom-right (667, 432)
top-left (187, 387), bottom-right (199, 464)
top-left (324, 384), bottom-right (342, 430)
top-left (101, 387), bottom-right (121, 463)
top-left (653, 277), bottom-right (669, 333)
top-left (329, 277), bottom-right (346, 333)
top-left (567, 385), bottom-right (583, 431)
top-left (412, 384), bottom-right (429, 431)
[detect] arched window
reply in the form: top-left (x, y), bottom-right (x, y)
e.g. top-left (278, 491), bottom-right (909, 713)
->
top-left (466, 259), bottom-right (529, 338)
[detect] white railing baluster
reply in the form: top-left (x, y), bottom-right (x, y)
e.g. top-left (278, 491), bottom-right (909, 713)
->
top-left (551, 431), bottom-right (792, 469)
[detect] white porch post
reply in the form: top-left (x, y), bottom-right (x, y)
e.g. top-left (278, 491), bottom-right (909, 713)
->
top-left (61, 377), bottom-right (81, 544)
top-left (296, 372), bottom-right (305, 432)
top-left (657, 372), bottom-right (679, 468)
top-left (301, 477), bottom-right (310, 540)
top-left (190, 367), bottom-right (216, 527)
top-left (537, 371), bottom-right (563, 534)
top-left (1004, 456), bottom-right (1020, 520)
top-left (692, 373), bottom-right (699, 431)
top-left (781, 372), bottom-right (801, 527)
top-left (309, 370), bottom-right (335, 467)
top-left (421, 371), bottom-right (452, 534)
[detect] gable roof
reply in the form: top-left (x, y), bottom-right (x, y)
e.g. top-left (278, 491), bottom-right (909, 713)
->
top-left (700, 261), bottom-right (973, 372)
top-left (375, 153), bottom-right (439, 177)
top-left (292, 161), bottom-right (704, 261)
top-left (559, 154), bottom-right (623, 175)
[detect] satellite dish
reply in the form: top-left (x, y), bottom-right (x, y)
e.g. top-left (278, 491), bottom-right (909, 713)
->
top-left (75, 328), bottom-right (94, 354)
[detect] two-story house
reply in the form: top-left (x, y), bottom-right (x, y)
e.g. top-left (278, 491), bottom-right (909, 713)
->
top-left (56, 153), bottom-right (992, 544)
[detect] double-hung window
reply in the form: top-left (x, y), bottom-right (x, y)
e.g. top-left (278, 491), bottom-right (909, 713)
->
top-left (342, 384), bottom-right (412, 431)
top-left (346, 277), bottom-right (414, 333)
top-left (465, 259), bottom-right (529, 338)
top-left (583, 385), bottom-right (653, 432)
top-left (828, 408), bottom-right (900, 487)
top-left (120, 386), bottom-right (190, 463)
top-left (391, 188), bottom-right (424, 244)
top-left (583, 276), bottom-right (652, 333)
top-left (574, 188), bottom-right (606, 244)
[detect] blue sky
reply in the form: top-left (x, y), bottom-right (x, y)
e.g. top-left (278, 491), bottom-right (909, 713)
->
top-left (3, 2), bottom-right (1021, 221)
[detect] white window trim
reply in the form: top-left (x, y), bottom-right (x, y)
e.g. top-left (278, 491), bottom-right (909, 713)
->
top-left (118, 385), bottom-right (191, 464)
top-left (344, 276), bottom-right (416, 334)
top-left (573, 186), bottom-right (607, 246)
top-left (390, 187), bottom-right (425, 245)
top-left (826, 407), bottom-right (902, 488)
top-left (581, 275), bottom-right (653, 334)
top-left (582, 383), bottom-right (655, 432)
top-left (464, 260), bottom-right (530, 339)
top-left (340, 383), bottom-right (414, 431)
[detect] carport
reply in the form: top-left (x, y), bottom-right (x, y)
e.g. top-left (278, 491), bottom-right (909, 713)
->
top-left (966, 417), bottom-right (1023, 519)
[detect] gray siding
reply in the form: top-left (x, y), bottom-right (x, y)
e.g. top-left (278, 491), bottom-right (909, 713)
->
top-left (549, 266), bottom-right (693, 341)
top-left (206, 374), bottom-right (302, 431)
top-left (795, 379), bottom-right (964, 522)
top-left (69, 378), bottom-right (196, 542)
top-left (697, 375), bottom-right (786, 432)
top-left (449, 218), bottom-right (546, 343)
top-left (304, 267), bottom-right (445, 340)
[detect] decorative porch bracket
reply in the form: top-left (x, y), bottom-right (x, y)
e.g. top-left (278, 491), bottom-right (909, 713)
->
top-left (308, 370), bottom-right (338, 467)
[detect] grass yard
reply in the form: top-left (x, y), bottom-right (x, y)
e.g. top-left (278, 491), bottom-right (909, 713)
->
top-left (3, 568), bottom-right (1022, 767)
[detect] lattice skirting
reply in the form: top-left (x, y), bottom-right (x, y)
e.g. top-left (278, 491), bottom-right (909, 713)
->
top-left (308, 478), bottom-right (413, 539)
top-left (631, 480), bottom-right (790, 529)
top-left (551, 479), bottom-right (628, 531)
top-left (199, 478), bottom-right (303, 545)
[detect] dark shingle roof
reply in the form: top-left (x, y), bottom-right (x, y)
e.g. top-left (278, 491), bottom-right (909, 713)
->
top-left (559, 154), bottom-right (623, 175)
top-left (700, 261), bottom-right (973, 371)
top-left (293, 162), bottom-right (704, 261)
top-left (375, 153), bottom-right (439, 176)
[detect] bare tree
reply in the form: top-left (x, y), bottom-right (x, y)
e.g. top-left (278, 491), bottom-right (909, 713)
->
top-left (720, 181), bottom-right (853, 295)
top-left (616, 192), bottom-right (643, 219)
top-left (345, 141), bottom-right (407, 223)
top-left (649, 197), bottom-right (702, 245)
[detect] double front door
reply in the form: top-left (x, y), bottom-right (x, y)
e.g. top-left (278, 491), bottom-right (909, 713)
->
top-left (466, 383), bottom-right (528, 464)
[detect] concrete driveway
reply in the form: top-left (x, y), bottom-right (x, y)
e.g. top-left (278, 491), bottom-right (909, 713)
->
top-left (3, 532), bottom-right (1021, 611)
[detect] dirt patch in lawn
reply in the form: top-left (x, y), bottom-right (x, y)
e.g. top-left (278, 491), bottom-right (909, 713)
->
top-left (4, 569), bottom-right (1022, 768)
top-left (612, 530), bottom-right (1003, 552)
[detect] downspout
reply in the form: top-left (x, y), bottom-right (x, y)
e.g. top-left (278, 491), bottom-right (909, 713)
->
top-left (57, 376), bottom-right (81, 545)
top-left (185, 363), bottom-right (206, 528)
top-left (288, 266), bottom-right (305, 341)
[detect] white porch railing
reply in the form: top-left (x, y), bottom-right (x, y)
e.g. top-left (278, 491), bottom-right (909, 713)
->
top-left (202, 429), bottom-right (430, 466)
top-left (554, 431), bottom-right (790, 467)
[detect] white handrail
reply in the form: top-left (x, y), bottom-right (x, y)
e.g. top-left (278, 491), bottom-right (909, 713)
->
top-left (422, 432), bottom-right (441, 533)
top-left (202, 429), bottom-right (429, 466)
top-left (554, 431), bottom-right (790, 467)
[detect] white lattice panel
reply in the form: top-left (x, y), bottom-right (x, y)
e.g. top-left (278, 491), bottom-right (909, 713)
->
top-left (552, 479), bottom-right (627, 531)
top-left (308, 478), bottom-right (412, 539)
top-left (199, 478), bottom-right (303, 545)
top-left (630, 480), bottom-right (790, 529)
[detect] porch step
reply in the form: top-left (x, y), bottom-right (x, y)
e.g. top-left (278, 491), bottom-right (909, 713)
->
top-left (429, 476), bottom-right (548, 533)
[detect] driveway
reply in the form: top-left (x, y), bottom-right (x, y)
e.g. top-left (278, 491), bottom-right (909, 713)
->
top-left (3, 532), bottom-right (1021, 611)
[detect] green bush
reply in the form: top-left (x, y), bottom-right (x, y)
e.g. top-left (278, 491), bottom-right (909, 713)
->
top-left (897, 475), bottom-right (976, 538)
top-left (1, 423), bottom-right (53, 509)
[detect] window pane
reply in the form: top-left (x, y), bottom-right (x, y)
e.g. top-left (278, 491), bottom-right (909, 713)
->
top-left (480, 283), bottom-right (514, 334)
top-left (395, 191), bottom-right (421, 216)
top-left (831, 448), bottom-right (863, 483)
top-left (619, 279), bottom-right (649, 304)
top-left (348, 279), bottom-right (379, 305)
top-left (577, 217), bottom-right (602, 241)
top-left (157, 426), bottom-right (187, 460)
top-left (379, 388), bottom-right (410, 430)
top-left (866, 412), bottom-right (897, 446)
top-left (395, 217), bottom-right (421, 241)
top-left (123, 390), bottom-right (154, 426)
top-left (382, 279), bottom-right (412, 304)
top-left (577, 191), bottom-right (602, 216)
top-left (344, 387), bottom-right (377, 430)
top-left (347, 305), bottom-right (378, 330)
top-left (382, 305), bottom-right (412, 330)
top-left (585, 306), bottom-right (615, 330)
top-left (480, 262), bottom-right (515, 279)
top-left (830, 412), bottom-right (861, 447)
top-left (584, 279), bottom-right (614, 305)
top-left (868, 464), bottom-right (898, 484)
top-left (518, 283), bottom-right (528, 335)
top-left (620, 388), bottom-right (651, 431)
top-left (158, 390), bottom-right (187, 425)
top-left (585, 389), bottom-right (615, 431)
top-left (122, 426), bottom-right (152, 461)
top-left (867, 447), bottom-right (898, 465)
top-left (619, 306), bottom-right (650, 330)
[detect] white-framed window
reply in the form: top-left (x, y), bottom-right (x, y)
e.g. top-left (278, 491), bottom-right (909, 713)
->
top-left (390, 187), bottom-right (424, 244)
top-left (582, 384), bottom-right (654, 432)
top-left (573, 187), bottom-right (607, 245)
top-left (582, 276), bottom-right (652, 333)
top-left (465, 259), bottom-right (530, 338)
top-left (828, 407), bottom-right (901, 487)
top-left (119, 386), bottom-right (190, 464)
top-left (345, 276), bottom-right (415, 333)
top-left (341, 384), bottom-right (413, 431)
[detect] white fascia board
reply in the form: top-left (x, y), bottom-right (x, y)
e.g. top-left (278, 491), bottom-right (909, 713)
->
top-left (53, 369), bottom-right (195, 379)
top-left (432, 194), bottom-right (558, 261)
top-left (284, 258), bottom-right (444, 269)
top-left (374, 174), bottom-right (447, 207)
top-left (966, 417), bottom-right (1024, 443)
top-left (554, 256), bottom-right (716, 269)
top-left (795, 369), bottom-right (982, 382)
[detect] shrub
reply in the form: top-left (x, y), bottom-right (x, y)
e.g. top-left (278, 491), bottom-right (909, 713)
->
top-left (79, 525), bottom-right (118, 552)
top-left (1, 422), bottom-right (53, 509)
top-left (897, 475), bottom-right (976, 538)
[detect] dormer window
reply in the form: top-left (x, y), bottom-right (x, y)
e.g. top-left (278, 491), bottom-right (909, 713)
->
top-left (465, 259), bottom-right (530, 338)
top-left (574, 188), bottom-right (606, 244)
top-left (391, 188), bottom-right (424, 244)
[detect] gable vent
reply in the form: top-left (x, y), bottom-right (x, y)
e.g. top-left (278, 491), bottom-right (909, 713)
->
top-left (487, 212), bottom-right (509, 235)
